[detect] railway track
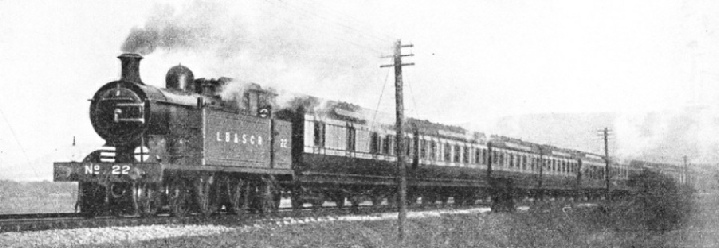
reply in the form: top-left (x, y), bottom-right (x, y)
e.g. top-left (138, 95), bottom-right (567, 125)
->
top-left (0, 197), bottom-right (596, 233)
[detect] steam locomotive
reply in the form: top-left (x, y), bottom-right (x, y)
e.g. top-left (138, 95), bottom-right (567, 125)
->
top-left (53, 54), bottom-right (690, 217)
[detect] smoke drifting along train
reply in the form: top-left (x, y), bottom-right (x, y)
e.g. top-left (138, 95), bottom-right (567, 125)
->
top-left (53, 54), bottom-right (690, 216)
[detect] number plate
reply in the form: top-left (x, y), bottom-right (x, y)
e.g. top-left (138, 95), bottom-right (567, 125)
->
top-left (54, 162), bottom-right (163, 183)
top-left (82, 163), bottom-right (132, 175)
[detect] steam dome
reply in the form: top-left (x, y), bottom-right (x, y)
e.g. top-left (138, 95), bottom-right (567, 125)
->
top-left (165, 64), bottom-right (195, 92)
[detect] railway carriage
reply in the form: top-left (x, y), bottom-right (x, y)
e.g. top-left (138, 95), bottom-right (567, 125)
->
top-left (278, 98), bottom-right (494, 208)
top-left (608, 161), bottom-right (632, 193)
top-left (579, 153), bottom-right (608, 198)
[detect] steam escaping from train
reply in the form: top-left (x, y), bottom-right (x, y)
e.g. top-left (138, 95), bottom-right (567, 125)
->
top-left (121, 3), bottom-right (221, 55)
top-left (119, 1), bottom-right (389, 112)
top-left (613, 105), bottom-right (719, 164)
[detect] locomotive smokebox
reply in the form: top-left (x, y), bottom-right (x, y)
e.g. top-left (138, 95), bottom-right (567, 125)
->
top-left (118, 53), bottom-right (143, 84)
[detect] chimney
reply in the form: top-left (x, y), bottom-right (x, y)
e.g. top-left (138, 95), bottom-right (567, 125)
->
top-left (118, 53), bottom-right (143, 84)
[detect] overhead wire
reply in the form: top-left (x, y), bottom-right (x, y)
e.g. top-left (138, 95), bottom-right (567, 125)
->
top-left (371, 69), bottom-right (392, 129)
top-left (274, 0), bottom-right (395, 44)
top-left (405, 73), bottom-right (420, 120)
top-left (264, 0), bottom-right (385, 55)
top-left (0, 103), bottom-right (41, 179)
top-left (258, 0), bottom-right (397, 127)
top-left (257, 0), bottom-right (402, 131)
top-left (402, 45), bottom-right (420, 120)
top-left (303, 0), bottom-right (396, 41)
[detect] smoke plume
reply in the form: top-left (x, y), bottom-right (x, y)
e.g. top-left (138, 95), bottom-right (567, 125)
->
top-left (613, 105), bottom-right (719, 164)
top-left (121, 3), bottom-right (222, 55)
top-left (120, 1), bottom-right (389, 109)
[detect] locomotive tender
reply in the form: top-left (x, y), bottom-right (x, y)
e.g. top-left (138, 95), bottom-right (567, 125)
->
top-left (53, 54), bottom-right (689, 216)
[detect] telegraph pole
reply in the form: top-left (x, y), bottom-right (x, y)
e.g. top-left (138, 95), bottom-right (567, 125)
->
top-left (381, 39), bottom-right (414, 243)
top-left (598, 128), bottom-right (612, 199)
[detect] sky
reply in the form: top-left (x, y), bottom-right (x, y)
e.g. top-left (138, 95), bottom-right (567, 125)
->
top-left (0, 0), bottom-right (718, 181)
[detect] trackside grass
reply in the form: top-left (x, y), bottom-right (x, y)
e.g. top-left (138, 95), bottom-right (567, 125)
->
top-left (60, 202), bottom-right (682, 248)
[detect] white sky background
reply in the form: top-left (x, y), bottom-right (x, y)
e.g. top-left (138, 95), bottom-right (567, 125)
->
top-left (0, 0), bottom-right (717, 180)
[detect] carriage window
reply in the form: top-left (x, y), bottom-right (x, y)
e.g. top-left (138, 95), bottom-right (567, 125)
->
top-left (346, 126), bottom-right (356, 151)
top-left (443, 143), bottom-right (452, 162)
top-left (509, 154), bottom-right (514, 167)
top-left (499, 152), bottom-right (505, 166)
top-left (531, 157), bottom-right (536, 171)
top-left (356, 130), bottom-right (370, 153)
top-left (493, 151), bottom-right (499, 164)
top-left (430, 141), bottom-right (437, 160)
top-left (516, 154), bottom-right (521, 168)
top-left (420, 140), bottom-right (427, 159)
top-left (464, 147), bottom-right (470, 164)
top-left (391, 136), bottom-right (397, 155)
top-left (383, 135), bottom-right (393, 155)
top-left (325, 125), bottom-right (346, 150)
top-left (406, 137), bottom-right (412, 156)
top-left (454, 145), bottom-right (461, 163)
top-left (522, 155), bottom-right (527, 170)
top-left (304, 121), bottom-right (315, 147)
top-left (482, 149), bottom-right (488, 164)
top-left (462, 146), bottom-right (474, 164)
top-left (474, 148), bottom-right (480, 164)
top-left (370, 132), bottom-right (379, 154)
top-left (313, 122), bottom-right (325, 148)
top-left (517, 155), bottom-right (521, 168)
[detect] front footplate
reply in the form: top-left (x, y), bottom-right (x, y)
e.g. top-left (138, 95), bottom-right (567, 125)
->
top-left (53, 162), bottom-right (163, 183)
